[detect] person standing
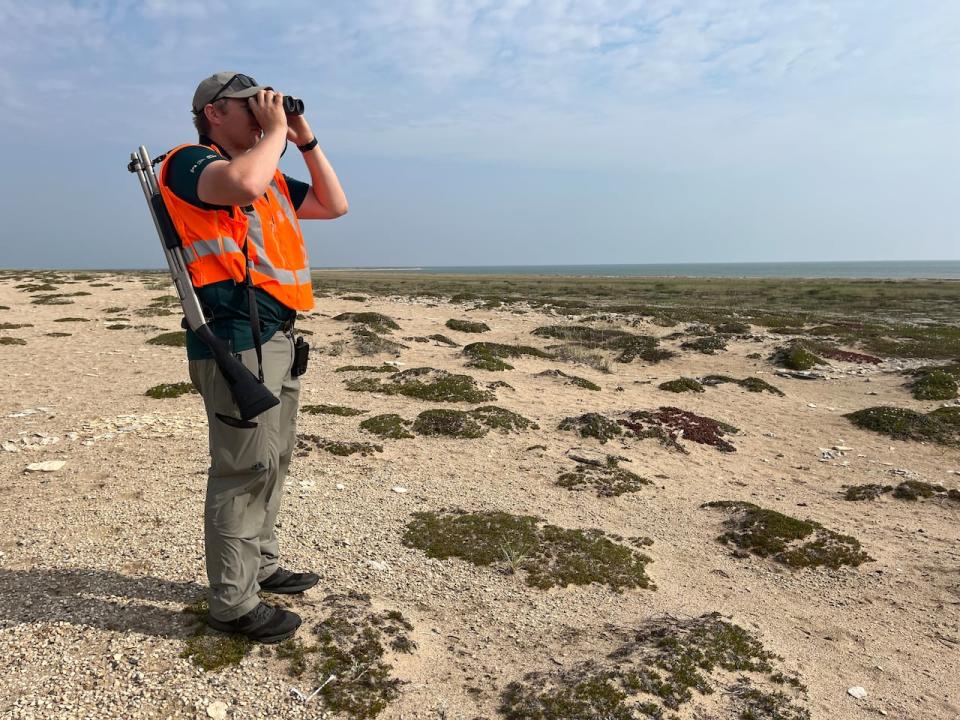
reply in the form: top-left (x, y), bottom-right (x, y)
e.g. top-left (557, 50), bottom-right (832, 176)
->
top-left (158, 71), bottom-right (348, 643)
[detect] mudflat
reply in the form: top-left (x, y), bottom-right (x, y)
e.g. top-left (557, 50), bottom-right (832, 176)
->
top-left (1, 269), bottom-right (958, 720)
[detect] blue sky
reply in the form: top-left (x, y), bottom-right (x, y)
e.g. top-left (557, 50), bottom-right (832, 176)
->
top-left (0, 0), bottom-right (957, 269)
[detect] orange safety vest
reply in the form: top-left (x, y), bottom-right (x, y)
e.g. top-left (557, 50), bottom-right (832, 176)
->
top-left (157, 142), bottom-right (314, 311)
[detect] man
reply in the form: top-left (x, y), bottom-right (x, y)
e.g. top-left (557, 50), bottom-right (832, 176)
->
top-left (158, 71), bottom-right (348, 643)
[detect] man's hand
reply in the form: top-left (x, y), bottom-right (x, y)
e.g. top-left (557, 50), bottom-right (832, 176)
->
top-left (247, 89), bottom-right (287, 136)
top-left (285, 112), bottom-right (314, 147)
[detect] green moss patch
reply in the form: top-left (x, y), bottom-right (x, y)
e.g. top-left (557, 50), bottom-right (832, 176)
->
top-left (146, 331), bottom-right (187, 347)
top-left (907, 364), bottom-right (960, 400)
top-left (148, 295), bottom-right (179, 307)
top-left (145, 382), bottom-right (196, 399)
top-left (334, 364), bottom-right (397, 373)
top-left (892, 479), bottom-right (948, 501)
top-left (701, 375), bottom-right (785, 396)
top-left (929, 406), bottom-right (960, 426)
top-left (680, 335), bottom-right (728, 354)
top-left (500, 612), bottom-right (808, 719)
top-left (557, 460), bottom-right (651, 497)
top-left (363, 406), bottom-right (537, 439)
top-left (412, 409), bottom-right (488, 438)
top-left (532, 324), bottom-right (633, 347)
top-left (31, 291), bottom-right (90, 305)
top-left (659, 377), bottom-right (704, 393)
top-left (360, 414), bottom-right (415, 439)
top-left (536, 369), bottom-right (601, 391)
top-left (714, 321), bottom-right (751, 334)
top-left (445, 319), bottom-right (490, 333)
top-left (345, 367), bottom-right (495, 403)
top-left (558, 413), bottom-right (624, 444)
top-left (0, 323), bottom-right (32, 330)
top-left (703, 501), bottom-right (871, 569)
top-left (0, 337), bottom-right (26, 346)
top-left (772, 343), bottom-right (824, 370)
top-left (181, 596), bottom-right (252, 671)
top-left (134, 305), bottom-right (176, 317)
top-left (276, 592), bottom-right (414, 719)
top-left (845, 406), bottom-right (959, 445)
top-left (533, 325), bottom-right (672, 364)
top-left (462, 341), bottom-right (552, 371)
top-left (296, 434), bottom-right (383, 457)
top-left (17, 283), bottom-right (59, 292)
top-left (427, 333), bottom-right (459, 347)
top-left (334, 312), bottom-right (400, 333)
top-left (844, 477), bottom-right (960, 504)
top-left (469, 405), bottom-right (539, 432)
top-left (843, 484), bottom-right (893, 501)
top-left (302, 404), bottom-right (367, 416)
top-left (351, 327), bottom-right (408, 356)
top-left (403, 510), bottom-right (654, 591)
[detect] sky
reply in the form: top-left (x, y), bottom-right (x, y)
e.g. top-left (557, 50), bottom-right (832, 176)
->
top-left (0, 0), bottom-right (958, 269)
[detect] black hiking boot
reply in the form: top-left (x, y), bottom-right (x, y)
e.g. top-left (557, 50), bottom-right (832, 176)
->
top-left (259, 567), bottom-right (320, 594)
top-left (207, 601), bottom-right (301, 644)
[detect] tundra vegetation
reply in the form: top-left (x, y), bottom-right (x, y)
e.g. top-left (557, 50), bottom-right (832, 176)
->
top-left (532, 325), bottom-right (675, 364)
top-left (844, 481), bottom-right (960, 502)
top-left (311, 272), bottom-right (960, 359)
top-left (905, 362), bottom-right (960, 401)
top-left (145, 382), bottom-right (196, 399)
top-left (445, 318), bottom-right (490, 333)
top-left (273, 592), bottom-right (416, 719)
top-left (702, 501), bottom-right (871, 568)
top-left (500, 612), bottom-right (808, 720)
top-left (845, 406), bottom-right (960, 446)
top-left (462, 341), bottom-right (553, 371)
top-left (295, 434), bottom-right (383, 457)
top-left (344, 367), bottom-right (496, 403)
top-left (403, 510), bottom-right (654, 591)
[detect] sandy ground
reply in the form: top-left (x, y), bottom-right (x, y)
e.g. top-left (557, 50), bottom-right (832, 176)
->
top-left (0, 272), bottom-right (958, 720)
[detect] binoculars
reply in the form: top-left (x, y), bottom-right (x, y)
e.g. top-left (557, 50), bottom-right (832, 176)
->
top-left (283, 96), bottom-right (305, 115)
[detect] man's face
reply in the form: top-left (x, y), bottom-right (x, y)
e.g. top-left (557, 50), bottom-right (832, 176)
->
top-left (213, 98), bottom-right (262, 149)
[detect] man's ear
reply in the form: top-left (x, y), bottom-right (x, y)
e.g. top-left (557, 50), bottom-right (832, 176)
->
top-left (203, 103), bottom-right (221, 128)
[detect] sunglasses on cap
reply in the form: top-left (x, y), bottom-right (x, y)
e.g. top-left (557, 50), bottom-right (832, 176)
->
top-left (207, 73), bottom-right (271, 106)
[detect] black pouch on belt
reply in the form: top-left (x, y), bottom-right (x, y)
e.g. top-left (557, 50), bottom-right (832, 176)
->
top-left (291, 336), bottom-right (310, 378)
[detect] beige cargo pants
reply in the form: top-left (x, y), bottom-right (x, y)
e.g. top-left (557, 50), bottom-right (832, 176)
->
top-left (188, 329), bottom-right (299, 621)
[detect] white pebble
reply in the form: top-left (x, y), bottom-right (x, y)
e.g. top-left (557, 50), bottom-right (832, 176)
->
top-left (847, 686), bottom-right (868, 700)
top-left (25, 460), bottom-right (66, 473)
top-left (206, 700), bottom-right (228, 719)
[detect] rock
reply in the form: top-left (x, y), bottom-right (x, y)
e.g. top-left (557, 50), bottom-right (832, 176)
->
top-left (2, 442), bottom-right (19, 453)
top-left (335, 483), bottom-right (345, 490)
top-left (365, 559), bottom-right (389, 572)
top-left (847, 686), bottom-right (867, 700)
top-left (206, 701), bottom-right (228, 719)
top-left (392, 486), bottom-right (408, 494)
top-left (25, 460), bottom-right (66, 473)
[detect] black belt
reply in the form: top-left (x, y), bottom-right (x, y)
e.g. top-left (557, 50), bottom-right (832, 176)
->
top-left (279, 317), bottom-right (296, 333)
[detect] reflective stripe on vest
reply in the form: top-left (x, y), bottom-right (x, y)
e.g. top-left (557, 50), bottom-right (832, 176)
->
top-left (181, 237), bottom-right (244, 264)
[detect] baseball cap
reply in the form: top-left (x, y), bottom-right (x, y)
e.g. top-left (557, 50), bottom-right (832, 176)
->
top-left (192, 72), bottom-right (265, 113)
